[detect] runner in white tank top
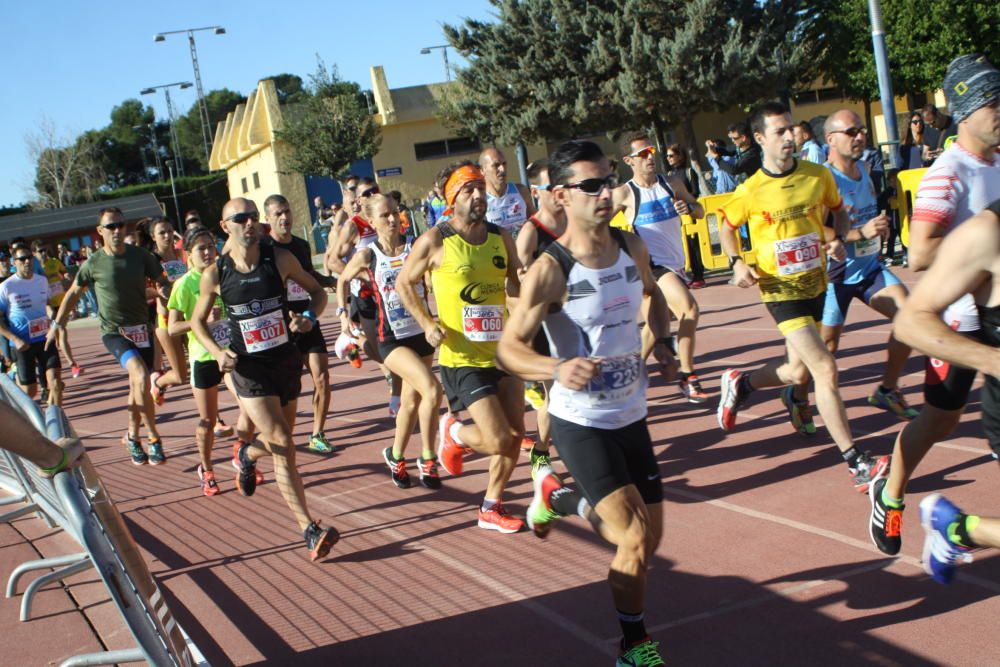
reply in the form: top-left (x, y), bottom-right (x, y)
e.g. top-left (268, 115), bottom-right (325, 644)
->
top-left (611, 132), bottom-right (709, 403)
top-left (480, 147), bottom-right (535, 237)
top-left (497, 140), bottom-right (678, 666)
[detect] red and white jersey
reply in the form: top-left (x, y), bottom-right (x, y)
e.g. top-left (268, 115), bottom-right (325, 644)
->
top-left (912, 142), bottom-right (1000, 332)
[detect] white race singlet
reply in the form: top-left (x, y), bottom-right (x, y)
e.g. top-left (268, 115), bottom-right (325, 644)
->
top-left (628, 175), bottom-right (686, 271)
top-left (486, 183), bottom-right (528, 234)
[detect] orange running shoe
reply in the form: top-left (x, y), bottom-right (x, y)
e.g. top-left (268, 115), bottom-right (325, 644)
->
top-left (437, 413), bottom-right (467, 476)
top-left (477, 503), bottom-right (525, 534)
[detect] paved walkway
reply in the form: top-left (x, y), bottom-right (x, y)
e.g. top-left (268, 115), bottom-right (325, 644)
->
top-left (2, 269), bottom-right (998, 665)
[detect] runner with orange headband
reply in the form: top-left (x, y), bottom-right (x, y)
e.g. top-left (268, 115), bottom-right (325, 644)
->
top-left (397, 160), bottom-right (528, 533)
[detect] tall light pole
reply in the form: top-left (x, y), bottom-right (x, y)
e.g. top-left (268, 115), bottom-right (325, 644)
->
top-left (141, 82), bottom-right (193, 177)
top-left (868, 0), bottom-right (900, 170)
top-left (133, 123), bottom-right (163, 181)
top-left (420, 45), bottom-right (451, 82)
top-left (165, 159), bottom-right (182, 229)
top-left (155, 26), bottom-right (225, 165)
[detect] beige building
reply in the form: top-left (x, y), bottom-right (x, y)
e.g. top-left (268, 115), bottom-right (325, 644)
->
top-left (208, 79), bottom-right (312, 240)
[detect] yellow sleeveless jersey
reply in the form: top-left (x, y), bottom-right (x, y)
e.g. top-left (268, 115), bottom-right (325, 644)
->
top-left (431, 221), bottom-right (508, 368)
top-left (718, 160), bottom-right (842, 302)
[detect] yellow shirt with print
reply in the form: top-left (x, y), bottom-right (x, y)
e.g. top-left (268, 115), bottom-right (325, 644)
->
top-left (719, 160), bottom-right (842, 302)
top-left (41, 257), bottom-right (68, 307)
top-left (431, 222), bottom-right (508, 368)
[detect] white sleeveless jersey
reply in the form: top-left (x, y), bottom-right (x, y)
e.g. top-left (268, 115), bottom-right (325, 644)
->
top-left (544, 233), bottom-right (647, 429)
top-left (628, 175), bottom-right (686, 270)
top-left (913, 143), bottom-right (1000, 331)
top-left (369, 242), bottom-right (423, 341)
top-left (349, 216), bottom-right (379, 298)
top-left (486, 183), bottom-right (529, 233)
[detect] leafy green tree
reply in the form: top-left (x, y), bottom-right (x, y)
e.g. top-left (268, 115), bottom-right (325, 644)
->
top-left (175, 88), bottom-right (245, 173)
top-left (275, 60), bottom-right (381, 179)
top-left (264, 73), bottom-right (309, 105)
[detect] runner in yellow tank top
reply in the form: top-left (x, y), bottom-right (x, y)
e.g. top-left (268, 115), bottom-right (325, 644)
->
top-left (398, 160), bottom-right (528, 534)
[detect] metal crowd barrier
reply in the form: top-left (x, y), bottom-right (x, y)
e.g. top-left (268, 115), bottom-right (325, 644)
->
top-left (0, 375), bottom-right (206, 666)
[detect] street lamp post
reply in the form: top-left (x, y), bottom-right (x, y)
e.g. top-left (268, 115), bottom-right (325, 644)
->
top-left (133, 123), bottom-right (163, 181)
top-left (141, 82), bottom-right (193, 178)
top-left (420, 45), bottom-right (451, 82)
top-left (154, 26), bottom-right (225, 165)
top-left (165, 159), bottom-right (182, 229)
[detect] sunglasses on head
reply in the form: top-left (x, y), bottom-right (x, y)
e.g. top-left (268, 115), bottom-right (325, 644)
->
top-left (627, 146), bottom-right (657, 159)
top-left (102, 222), bottom-right (126, 231)
top-left (225, 211), bottom-right (260, 224)
top-left (559, 175), bottom-right (619, 196)
top-left (831, 126), bottom-right (868, 138)
top-left (13, 255), bottom-right (32, 263)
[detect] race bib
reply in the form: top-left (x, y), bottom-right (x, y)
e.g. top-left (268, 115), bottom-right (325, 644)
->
top-left (462, 305), bottom-right (504, 342)
top-left (854, 236), bottom-right (880, 257)
top-left (584, 353), bottom-right (641, 406)
top-left (162, 260), bottom-right (187, 283)
top-left (28, 316), bottom-right (50, 339)
top-left (119, 324), bottom-right (151, 348)
top-left (384, 292), bottom-right (417, 334)
top-left (774, 233), bottom-right (822, 276)
top-left (209, 320), bottom-right (231, 347)
top-left (239, 310), bottom-right (288, 353)
top-left (286, 279), bottom-right (309, 302)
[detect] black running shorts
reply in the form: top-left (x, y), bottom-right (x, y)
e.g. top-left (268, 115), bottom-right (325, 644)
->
top-left (378, 332), bottom-right (435, 362)
top-left (13, 341), bottom-right (60, 385)
top-left (191, 359), bottom-right (223, 390)
top-left (231, 349), bottom-right (302, 406)
top-left (440, 365), bottom-right (507, 413)
top-left (923, 329), bottom-right (983, 411)
top-left (102, 330), bottom-right (154, 370)
top-left (549, 414), bottom-right (663, 508)
top-left (292, 323), bottom-right (328, 356)
top-left (765, 294), bottom-right (825, 336)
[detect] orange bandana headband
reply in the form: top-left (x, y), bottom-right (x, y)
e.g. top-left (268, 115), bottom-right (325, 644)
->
top-left (444, 165), bottom-right (485, 208)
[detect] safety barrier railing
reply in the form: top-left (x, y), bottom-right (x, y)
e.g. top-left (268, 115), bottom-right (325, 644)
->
top-left (895, 167), bottom-right (927, 249)
top-left (0, 375), bottom-right (206, 666)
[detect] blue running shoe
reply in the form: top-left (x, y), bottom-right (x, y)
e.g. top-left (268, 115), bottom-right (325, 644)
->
top-left (919, 494), bottom-right (974, 584)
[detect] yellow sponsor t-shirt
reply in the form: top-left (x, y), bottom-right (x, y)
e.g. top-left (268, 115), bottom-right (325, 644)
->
top-left (431, 222), bottom-right (508, 368)
top-left (718, 160), bottom-right (842, 302)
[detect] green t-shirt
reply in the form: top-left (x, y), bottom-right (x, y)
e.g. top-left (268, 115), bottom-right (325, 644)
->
top-left (76, 245), bottom-right (164, 335)
top-left (166, 268), bottom-right (228, 363)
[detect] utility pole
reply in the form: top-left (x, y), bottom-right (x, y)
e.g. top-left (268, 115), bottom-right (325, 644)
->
top-left (868, 0), bottom-right (901, 169)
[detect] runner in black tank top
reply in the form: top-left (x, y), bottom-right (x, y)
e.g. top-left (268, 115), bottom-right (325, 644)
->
top-left (515, 159), bottom-right (569, 475)
top-left (884, 198), bottom-right (1000, 579)
top-left (191, 197), bottom-right (339, 562)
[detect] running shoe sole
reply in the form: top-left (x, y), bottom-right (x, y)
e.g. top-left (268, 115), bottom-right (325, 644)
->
top-left (477, 516), bottom-right (524, 534)
top-left (308, 526), bottom-right (340, 562)
top-left (717, 370), bottom-right (741, 431)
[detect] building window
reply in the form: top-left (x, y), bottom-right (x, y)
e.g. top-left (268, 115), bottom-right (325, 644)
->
top-left (252, 172), bottom-right (260, 189)
top-left (793, 87), bottom-right (845, 106)
top-left (414, 136), bottom-right (482, 161)
top-left (241, 177), bottom-right (248, 194)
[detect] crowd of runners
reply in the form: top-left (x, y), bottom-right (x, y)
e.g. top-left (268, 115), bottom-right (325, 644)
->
top-left (1, 53), bottom-right (998, 667)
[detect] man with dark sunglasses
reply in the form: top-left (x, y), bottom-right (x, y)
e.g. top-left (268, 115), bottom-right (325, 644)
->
top-left (50, 207), bottom-right (170, 465)
top-left (479, 147), bottom-right (535, 238)
top-left (717, 102), bottom-right (889, 493)
top-left (499, 140), bottom-right (677, 667)
top-left (191, 197), bottom-right (339, 562)
top-left (612, 131), bottom-right (708, 404)
top-left (0, 248), bottom-right (63, 406)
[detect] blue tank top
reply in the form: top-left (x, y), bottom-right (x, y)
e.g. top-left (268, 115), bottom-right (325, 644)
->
top-left (825, 163), bottom-right (881, 284)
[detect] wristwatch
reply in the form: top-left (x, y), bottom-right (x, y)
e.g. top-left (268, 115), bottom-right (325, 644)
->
top-left (728, 255), bottom-right (743, 269)
top-left (335, 306), bottom-right (347, 317)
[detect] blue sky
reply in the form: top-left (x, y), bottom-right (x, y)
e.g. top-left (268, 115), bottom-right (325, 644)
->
top-left (1, 0), bottom-right (495, 208)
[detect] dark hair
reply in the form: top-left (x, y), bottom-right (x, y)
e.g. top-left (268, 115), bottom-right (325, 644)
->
top-left (436, 160), bottom-right (478, 191)
top-left (726, 122), bottom-right (750, 137)
top-left (357, 176), bottom-right (376, 189)
top-left (796, 121), bottom-right (815, 139)
top-left (665, 143), bottom-right (689, 167)
top-left (31, 239), bottom-right (47, 252)
top-left (134, 217), bottom-right (156, 251)
top-left (901, 110), bottom-right (925, 148)
top-left (263, 194), bottom-right (289, 213)
top-left (183, 225), bottom-right (215, 251)
top-left (549, 140), bottom-right (606, 187)
top-left (526, 158), bottom-right (549, 186)
top-left (183, 209), bottom-right (201, 219)
top-left (618, 130), bottom-right (650, 157)
top-left (748, 101), bottom-right (789, 137)
top-left (96, 206), bottom-right (123, 224)
top-left (921, 103), bottom-right (938, 117)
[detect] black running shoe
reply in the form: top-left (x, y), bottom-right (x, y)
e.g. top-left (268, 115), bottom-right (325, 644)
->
top-left (869, 477), bottom-right (903, 555)
top-left (304, 521), bottom-right (340, 562)
top-left (234, 442), bottom-right (258, 497)
top-left (383, 447), bottom-right (411, 488)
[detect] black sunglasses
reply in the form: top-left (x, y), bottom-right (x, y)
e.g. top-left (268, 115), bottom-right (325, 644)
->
top-left (830, 126), bottom-right (868, 138)
top-left (559, 175), bottom-right (619, 196)
top-left (102, 222), bottom-right (126, 231)
top-left (346, 184), bottom-right (358, 192)
top-left (359, 187), bottom-right (379, 198)
top-left (225, 211), bottom-right (260, 224)
top-left (13, 255), bottom-right (32, 263)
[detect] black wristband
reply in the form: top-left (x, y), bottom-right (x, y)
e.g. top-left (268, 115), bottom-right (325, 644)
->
top-left (728, 255), bottom-right (743, 269)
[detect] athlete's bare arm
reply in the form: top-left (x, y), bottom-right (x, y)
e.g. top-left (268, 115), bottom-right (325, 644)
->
top-left (191, 264), bottom-right (234, 372)
top-left (611, 183), bottom-right (633, 217)
top-left (515, 183), bottom-right (537, 218)
top-left (167, 307), bottom-right (191, 338)
top-left (625, 232), bottom-right (678, 381)
top-left (895, 208), bottom-right (1000, 377)
top-left (500, 228), bottom-right (522, 298)
top-left (275, 247), bottom-right (326, 332)
top-left (497, 255), bottom-right (598, 388)
top-left (666, 174), bottom-right (704, 219)
top-left (397, 227), bottom-right (445, 345)
top-left (46, 280), bottom-right (86, 348)
top-left (515, 222), bottom-right (539, 278)
top-left (907, 218), bottom-right (948, 272)
top-left (335, 248), bottom-right (372, 327)
top-left (324, 221), bottom-right (359, 276)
